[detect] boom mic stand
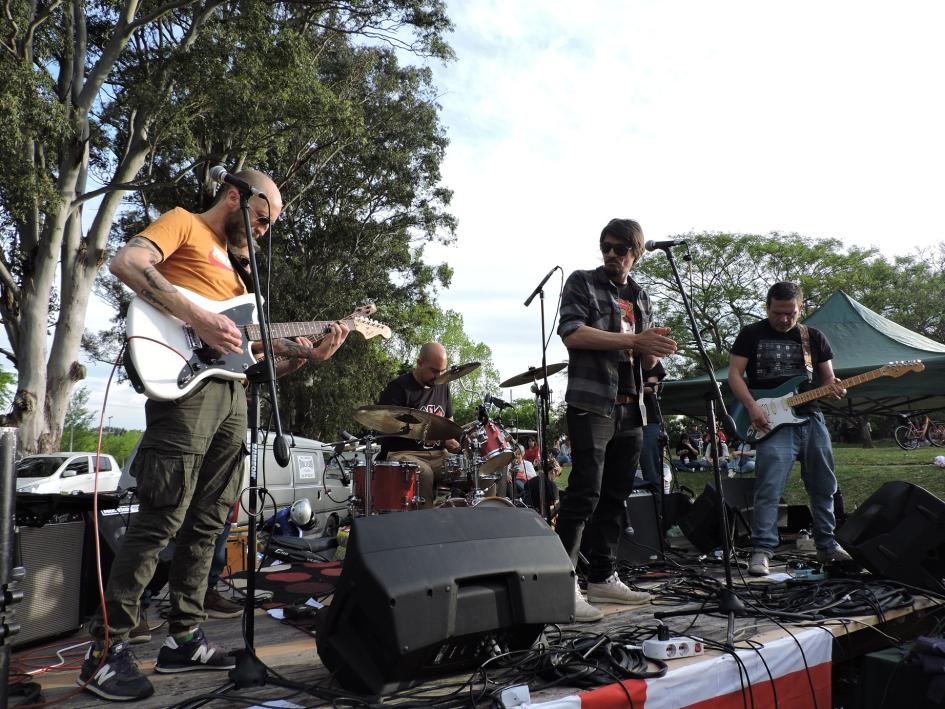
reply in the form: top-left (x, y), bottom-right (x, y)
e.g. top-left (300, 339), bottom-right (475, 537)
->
top-left (646, 244), bottom-right (745, 649)
top-left (524, 266), bottom-right (560, 523)
top-left (183, 187), bottom-right (298, 708)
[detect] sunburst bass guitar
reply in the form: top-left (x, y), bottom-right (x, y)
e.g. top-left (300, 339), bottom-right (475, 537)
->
top-left (125, 287), bottom-right (391, 402)
top-left (732, 361), bottom-right (925, 443)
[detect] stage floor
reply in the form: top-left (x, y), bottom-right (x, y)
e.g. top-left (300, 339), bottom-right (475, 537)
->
top-left (21, 551), bottom-right (945, 708)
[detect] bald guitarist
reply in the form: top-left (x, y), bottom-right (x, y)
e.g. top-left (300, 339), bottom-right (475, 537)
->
top-left (728, 281), bottom-right (851, 577)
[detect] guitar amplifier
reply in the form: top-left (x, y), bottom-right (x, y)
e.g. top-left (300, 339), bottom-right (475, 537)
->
top-left (13, 519), bottom-right (86, 647)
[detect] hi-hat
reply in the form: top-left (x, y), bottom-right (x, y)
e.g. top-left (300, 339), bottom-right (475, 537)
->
top-left (352, 405), bottom-right (463, 441)
top-left (433, 361), bottom-right (480, 385)
top-left (499, 362), bottom-right (568, 388)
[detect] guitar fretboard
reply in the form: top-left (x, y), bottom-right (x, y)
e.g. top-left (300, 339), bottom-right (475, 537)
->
top-left (786, 368), bottom-right (886, 406)
top-left (243, 321), bottom-right (336, 341)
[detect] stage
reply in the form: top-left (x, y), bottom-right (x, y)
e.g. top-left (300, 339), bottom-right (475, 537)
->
top-left (18, 548), bottom-right (944, 708)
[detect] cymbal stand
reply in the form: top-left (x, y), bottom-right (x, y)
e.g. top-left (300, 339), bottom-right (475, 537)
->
top-left (466, 427), bottom-right (486, 505)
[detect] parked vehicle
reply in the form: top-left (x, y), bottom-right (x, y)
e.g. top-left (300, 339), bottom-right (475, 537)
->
top-left (120, 432), bottom-right (352, 537)
top-left (16, 453), bottom-right (123, 494)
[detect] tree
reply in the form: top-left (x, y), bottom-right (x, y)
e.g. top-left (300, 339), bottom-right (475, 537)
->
top-left (1, 0), bottom-right (453, 453)
top-left (63, 385), bottom-right (95, 450)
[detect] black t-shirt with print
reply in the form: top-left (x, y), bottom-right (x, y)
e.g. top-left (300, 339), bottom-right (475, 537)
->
top-left (377, 372), bottom-right (453, 455)
top-left (616, 282), bottom-right (640, 397)
top-left (731, 320), bottom-right (834, 414)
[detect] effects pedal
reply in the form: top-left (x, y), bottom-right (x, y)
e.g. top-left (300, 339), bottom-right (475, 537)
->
top-left (642, 637), bottom-right (704, 660)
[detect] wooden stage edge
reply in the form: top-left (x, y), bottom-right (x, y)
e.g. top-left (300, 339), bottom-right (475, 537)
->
top-left (23, 573), bottom-right (945, 708)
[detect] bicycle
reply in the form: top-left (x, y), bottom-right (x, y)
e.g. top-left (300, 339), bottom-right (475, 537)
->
top-left (894, 414), bottom-right (945, 450)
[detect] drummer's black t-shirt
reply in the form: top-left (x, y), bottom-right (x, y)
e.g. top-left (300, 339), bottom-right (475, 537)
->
top-left (377, 372), bottom-right (454, 456)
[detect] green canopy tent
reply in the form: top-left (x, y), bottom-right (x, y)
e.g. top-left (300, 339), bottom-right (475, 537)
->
top-left (659, 290), bottom-right (945, 420)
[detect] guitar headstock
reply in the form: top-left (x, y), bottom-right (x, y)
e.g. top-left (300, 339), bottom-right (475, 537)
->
top-left (882, 360), bottom-right (925, 378)
top-left (349, 315), bottom-right (391, 340)
top-left (353, 302), bottom-right (377, 318)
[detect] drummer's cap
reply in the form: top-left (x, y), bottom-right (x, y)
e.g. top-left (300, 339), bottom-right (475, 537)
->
top-left (600, 218), bottom-right (642, 245)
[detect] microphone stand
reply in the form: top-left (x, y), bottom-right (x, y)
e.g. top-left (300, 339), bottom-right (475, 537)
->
top-left (647, 244), bottom-right (745, 649)
top-left (524, 267), bottom-right (558, 523)
top-left (183, 190), bottom-right (296, 707)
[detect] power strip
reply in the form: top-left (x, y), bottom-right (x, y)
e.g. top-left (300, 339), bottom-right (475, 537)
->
top-left (642, 637), bottom-right (705, 660)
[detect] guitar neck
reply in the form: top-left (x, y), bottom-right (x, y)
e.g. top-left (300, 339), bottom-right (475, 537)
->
top-left (243, 320), bottom-right (337, 342)
top-left (786, 368), bottom-right (885, 406)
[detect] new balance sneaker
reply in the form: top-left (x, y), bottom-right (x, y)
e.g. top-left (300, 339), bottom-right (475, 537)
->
top-left (748, 551), bottom-right (770, 576)
top-left (154, 628), bottom-right (235, 673)
top-left (128, 614), bottom-right (151, 645)
top-left (204, 587), bottom-right (243, 619)
top-left (76, 641), bottom-right (154, 702)
top-left (816, 545), bottom-right (853, 564)
top-left (573, 578), bottom-right (603, 622)
top-left (586, 573), bottom-right (651, 605)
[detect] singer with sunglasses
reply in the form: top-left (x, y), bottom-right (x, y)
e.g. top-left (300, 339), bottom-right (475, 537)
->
top-left (556, 218), bottom-right (677, 622)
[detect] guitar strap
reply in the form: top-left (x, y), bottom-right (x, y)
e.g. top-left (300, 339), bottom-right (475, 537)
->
top-left (798, 324), bottom-right (814, 381)
top-left (228, 251), bottom-right (255, 293)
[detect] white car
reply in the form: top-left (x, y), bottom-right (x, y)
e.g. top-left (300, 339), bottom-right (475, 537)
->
top-left (16, 453), bottom-right (123, 494)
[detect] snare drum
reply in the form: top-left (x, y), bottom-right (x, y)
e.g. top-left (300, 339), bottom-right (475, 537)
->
top-left (467, 421), bottom-right (513, 475)
top-left (440, 454), bottom-right (470, 486)
top-left (352, 461), bottom-right (420, 514)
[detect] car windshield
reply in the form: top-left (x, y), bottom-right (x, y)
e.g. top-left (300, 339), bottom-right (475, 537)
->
top-left (16, 456), bottom-right (70, 478)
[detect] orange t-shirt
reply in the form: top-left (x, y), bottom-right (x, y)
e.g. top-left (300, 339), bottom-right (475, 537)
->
top-left (140, 208), bottom-right (245, 301)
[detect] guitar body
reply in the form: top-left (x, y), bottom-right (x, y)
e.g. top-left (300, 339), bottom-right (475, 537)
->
top-left (731, 375), bottom-right (812, 443)
top-left (126, 288), bottom-right (259, 402)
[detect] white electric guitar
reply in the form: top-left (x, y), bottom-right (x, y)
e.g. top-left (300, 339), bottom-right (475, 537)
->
top-left (125, 287), bottom-right (391, 401)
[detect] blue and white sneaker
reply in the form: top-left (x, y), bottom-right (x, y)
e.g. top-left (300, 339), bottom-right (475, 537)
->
top-left (77, 641), bottom-right (154, 702)
top-left (154, 628), bottom-right (235, 673)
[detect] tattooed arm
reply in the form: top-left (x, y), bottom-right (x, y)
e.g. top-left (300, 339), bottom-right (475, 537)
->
top-left (110, 237), bottom-right (243, 354)
top-left (251, 323), bottom-right (351, 377)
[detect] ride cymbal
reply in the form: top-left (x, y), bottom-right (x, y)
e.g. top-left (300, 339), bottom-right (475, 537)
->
top-left (351, 404), bottom-right (463, 441)
top-left (499, 362), bottom-right (568, 388)
top-left (433, 361), bottom-right (481, 386)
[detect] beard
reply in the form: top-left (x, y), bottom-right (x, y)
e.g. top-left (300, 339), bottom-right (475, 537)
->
top-left (223, 211), bottom-right (248, 248)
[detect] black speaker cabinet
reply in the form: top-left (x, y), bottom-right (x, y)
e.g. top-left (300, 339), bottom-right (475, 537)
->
top-left (316, 507), bottom-right (574, 694)
top-left (836, 481), bottom-right (945, 592)
top-left (13, 520), bottom-right (86, 647)
top-left (615, 491), bottom-right (664, 564)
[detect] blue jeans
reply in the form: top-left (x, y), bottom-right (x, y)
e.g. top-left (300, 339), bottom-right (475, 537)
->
top-left (752, 412), bottom-right (837, 553)
top-left (557, 405), bottom-right (643, 582)
top-left (639, 423), bottom-right (663, 500)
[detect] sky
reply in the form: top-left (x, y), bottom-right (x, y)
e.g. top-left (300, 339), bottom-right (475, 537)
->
top-left (84, 0), bottom-right (945, 432)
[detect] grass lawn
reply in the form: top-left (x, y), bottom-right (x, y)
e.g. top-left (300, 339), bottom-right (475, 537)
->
top-left (556, 441), bottom-right (945, 511)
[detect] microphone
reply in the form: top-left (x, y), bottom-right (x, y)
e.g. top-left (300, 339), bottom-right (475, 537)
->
top-left (485, 394), bottom-right (513, 410)
top-left (524, 266), bottom-right (560, 307)
top-left (644, 238), bottom-right (687, 251)
top-left (209, 165), bottom-right (267, 199)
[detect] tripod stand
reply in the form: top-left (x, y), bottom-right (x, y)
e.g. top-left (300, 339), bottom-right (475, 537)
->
top-left (646, 243), bottom-right (746, 648)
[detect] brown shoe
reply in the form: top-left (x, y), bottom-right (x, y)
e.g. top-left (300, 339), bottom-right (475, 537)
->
top-left (129, 613), bottom-right (151, 644)
top-left (204, 587), bottom-right (243, 619)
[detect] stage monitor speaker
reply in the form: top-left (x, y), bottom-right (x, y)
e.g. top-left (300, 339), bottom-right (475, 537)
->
top-left (316, 507), bottom-right (574, 694)
top-left (13, 520), bottom-right (85, 647)
top-left (679, 480), bottom-right (756, 554)
top-left (835, 481), bottom-right (945, 592)
top-left (615, 491), bottom-right (664, 564)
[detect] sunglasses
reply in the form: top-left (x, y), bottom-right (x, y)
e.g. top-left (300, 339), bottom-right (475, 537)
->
top-left (600, 242), bottom-right (631, 257)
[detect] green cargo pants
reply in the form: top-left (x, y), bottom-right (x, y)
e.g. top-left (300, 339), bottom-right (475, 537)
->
top-left (88, 380), bottom-right (247, 641)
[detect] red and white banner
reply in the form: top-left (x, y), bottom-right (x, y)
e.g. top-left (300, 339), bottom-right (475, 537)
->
top-left (532, 627), bottom-right (831, 709)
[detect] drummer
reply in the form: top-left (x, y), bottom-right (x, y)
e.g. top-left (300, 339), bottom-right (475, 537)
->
top-left (377, 342), bottom-right (462, 508)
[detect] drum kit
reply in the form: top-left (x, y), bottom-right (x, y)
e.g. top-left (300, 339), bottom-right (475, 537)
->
top-left (345, 360), bottom-right (568, 516)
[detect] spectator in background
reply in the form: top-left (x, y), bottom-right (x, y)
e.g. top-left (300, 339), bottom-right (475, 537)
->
top-left (508, 445), bottom-right (536, 494)
top-left (703, 431), bottom-right (730, 473)
top-left (524, 456), bottom-right (561, 518)
top-left (675, 433), bottom-right (702, 470)
top-left (730, 438), bottom-right (756, 476)
top-left (522, 437), bottom-right (541, 465)
top-left (557, 437), bottom-right (572, 465)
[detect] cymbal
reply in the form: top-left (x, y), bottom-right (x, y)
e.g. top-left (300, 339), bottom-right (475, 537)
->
top-left (351, 405), bottom-right (463, 441)
top-left (499, 362), bottom-right (568, 388)
top-left (433, 361), bottom-right (481, 386)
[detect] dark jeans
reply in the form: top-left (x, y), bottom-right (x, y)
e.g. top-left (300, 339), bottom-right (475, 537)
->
top-left (557, 404), bottom-right (643, 582)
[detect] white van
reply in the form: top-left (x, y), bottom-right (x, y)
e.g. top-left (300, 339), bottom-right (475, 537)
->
top-left (16, 453), bottom-right (123, 494)
top-left (120, 432), bottom-right (352, 537)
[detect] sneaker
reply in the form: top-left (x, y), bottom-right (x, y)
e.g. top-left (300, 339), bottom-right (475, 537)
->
top-left (204, 587), bottom-right (243, 619)
top-left (586, 573), bottom-right (651, 605)
top-left (76, 641), bottom-right (154, 702)
top-left (154, 628), bottom-right (235, 673)
top-left (816, 545), bottom-right (853, 564)
top-left (573, 578), bottom-right (603, 622)
top-left (748, 551), bottom-right (770, 576)
top-left (128, 614), bottom-right (151, 645)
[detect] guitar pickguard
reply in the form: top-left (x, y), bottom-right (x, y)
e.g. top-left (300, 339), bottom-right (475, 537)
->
top-left (176, 302), bottom-right (256, 388)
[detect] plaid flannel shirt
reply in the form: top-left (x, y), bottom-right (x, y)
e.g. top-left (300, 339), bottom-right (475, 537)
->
top-left (557, 266), bottom-right (652, 417)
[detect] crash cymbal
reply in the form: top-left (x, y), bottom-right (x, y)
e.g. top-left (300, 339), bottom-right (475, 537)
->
top-left (351, 405), bottom-right (463, 442)
top-left (499, 362), bottom-right (568, 388)
top-left (433, 361), bottom-right (481, 386)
